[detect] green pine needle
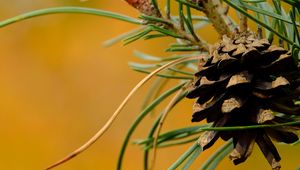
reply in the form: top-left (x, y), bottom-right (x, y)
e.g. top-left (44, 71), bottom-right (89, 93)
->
top-left (201, 140), bottom-right (234, 170)
top-left (168, 142), bottom-right (201, 170)
top-left (117, 82), bottom-right (186, 170)
top-left (182, 144), bottom-right (202, 170)
top-left (224, 0), bottom-right (300, 48)
top-left (0, 7), bottom-right (142, 28)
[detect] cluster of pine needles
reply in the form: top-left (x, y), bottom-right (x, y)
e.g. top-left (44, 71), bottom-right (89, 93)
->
top-left (0, 0), bottom-right (300, 170)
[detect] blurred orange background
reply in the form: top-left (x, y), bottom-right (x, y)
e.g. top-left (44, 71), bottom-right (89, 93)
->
top-left (0, 1), bottom-right (299, 170)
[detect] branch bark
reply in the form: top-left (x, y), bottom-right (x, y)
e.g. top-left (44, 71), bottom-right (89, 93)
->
top-left (124, 0), bottom-right (161, 17)
top-left (192, 0), bottom-right (236, 37)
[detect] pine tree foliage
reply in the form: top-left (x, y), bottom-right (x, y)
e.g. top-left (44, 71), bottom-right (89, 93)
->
top-left (0, 0), bottom-right (299, 170)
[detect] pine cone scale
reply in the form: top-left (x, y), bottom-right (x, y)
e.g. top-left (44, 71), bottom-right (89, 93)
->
top-left (229, 131), bottom-right (256, 165)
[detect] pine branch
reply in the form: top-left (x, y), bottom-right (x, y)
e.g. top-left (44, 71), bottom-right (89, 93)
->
top-left (141, 17), bottom-right (209, 51)
top-left (124, 0), bottom-right (210, 51)
top-left (165, 20), bottom-right (210, 51)
top-left (190, 0), bottom-right (236, 37)
top-left (124, 0), bottom-right (161, 17)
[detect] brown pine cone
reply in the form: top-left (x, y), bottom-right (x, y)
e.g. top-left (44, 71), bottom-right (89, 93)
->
top-left (186, 31), bottom-right (300, 170)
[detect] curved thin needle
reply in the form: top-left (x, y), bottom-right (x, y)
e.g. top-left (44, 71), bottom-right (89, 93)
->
top-left (46, 55), bottom-right (201, 170)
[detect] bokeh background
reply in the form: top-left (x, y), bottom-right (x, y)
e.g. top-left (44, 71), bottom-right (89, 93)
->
top-left (0, 1), bottom-right (299, 170)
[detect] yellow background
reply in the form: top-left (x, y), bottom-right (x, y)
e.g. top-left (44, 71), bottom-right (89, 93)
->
top-left (0, 1), bottom-right (299, 170)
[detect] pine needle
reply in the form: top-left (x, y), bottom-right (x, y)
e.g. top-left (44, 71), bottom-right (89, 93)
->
top-left (150, 84), bottom-right (189, 170)
top-left (46, 56), bottom-right (202, 170)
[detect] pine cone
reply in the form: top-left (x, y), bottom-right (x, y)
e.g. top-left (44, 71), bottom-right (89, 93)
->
top-left (186, 31), bottom-right (300, 170)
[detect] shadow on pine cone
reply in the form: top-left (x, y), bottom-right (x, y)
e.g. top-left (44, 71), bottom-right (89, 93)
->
top-left (186, 31), bottom-right (300, 170)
